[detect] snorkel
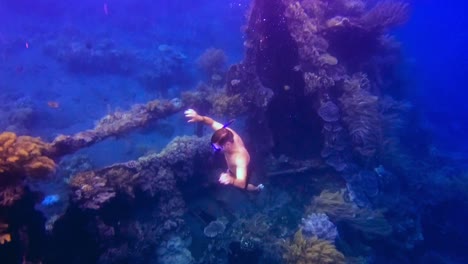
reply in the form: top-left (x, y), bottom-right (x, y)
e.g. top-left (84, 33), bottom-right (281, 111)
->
top-left (211, 119), bottom-right (235, 152)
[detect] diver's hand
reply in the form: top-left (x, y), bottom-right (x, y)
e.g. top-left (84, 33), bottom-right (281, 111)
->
top-left (219, 172), bottom-right (234, 185)
top-left (184, 109), bottom-right (203, 123)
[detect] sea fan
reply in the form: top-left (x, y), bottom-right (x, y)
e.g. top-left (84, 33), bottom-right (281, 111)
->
top-left (339, 74), bottom-right (382, 158)
top-left (361, 1), bottom-right (410, 30)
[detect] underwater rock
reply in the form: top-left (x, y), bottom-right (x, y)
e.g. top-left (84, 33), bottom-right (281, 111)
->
top-left (156, 235), bottom-right (193, 264)
top-left (203, 220), bottom-right (226, 238)
top-left (325, 154), bottom-right (348, 172)
top-left (228, 240), bottom-right (261, 264)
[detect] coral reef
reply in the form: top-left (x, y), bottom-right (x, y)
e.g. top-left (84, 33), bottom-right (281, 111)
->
top-left (283, 0), bottom-right (329, 69)
top-left (0, 132), bottom-right (55, 179)
top-left (283, 229), bottom-right (345, 264)
top-left (69, 170), bottom-right (116, 210)
top-left (308, 189), bottom-right (356, 221)
top-left (68, 135), bottom-right (211, 210)
top-left (0, 185), bottom-right (24, 207)
top-left (360, 1), bottom-right (410, 30)
top-left (339, 73), bottom-right (382, 158)
top-left (196, 48), bottom-right (228, 82)
top-left (156, 235), bottom-right (194, 264)
top-left (182, 81), bottom-right (255, 120)
top-left (0, 1), bottom-right (441, 263)
top-left (50, 98), bottom-right (183, 157)
top-left (56, 154), bottom-right (94, 181)
top-left (308, 190), bottom-right (392, 237)
top-left (44, 39), bottom-right (191, 92)
top-left (0, 132), bottom-right (55, 206)
top-left (300, 213), bottom-right (338, 242)
top-left (209, 91), bottom-right (247, 118)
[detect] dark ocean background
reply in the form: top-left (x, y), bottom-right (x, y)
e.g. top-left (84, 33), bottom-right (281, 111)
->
top-left (0, 0), bottom-right (467, 263)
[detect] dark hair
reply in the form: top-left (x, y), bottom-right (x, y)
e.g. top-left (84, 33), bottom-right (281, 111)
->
top-left (211, 128), bottom-right (234, 146)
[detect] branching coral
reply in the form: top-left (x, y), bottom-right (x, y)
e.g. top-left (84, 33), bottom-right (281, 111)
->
top-left (283, 229), bottom-right (345, 264)
top-left (304, 71), bottom-right (335, 95)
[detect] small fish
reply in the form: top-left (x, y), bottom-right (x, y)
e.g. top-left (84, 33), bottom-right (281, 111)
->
top-left (41, 194), bottom-right (60, 206)
top-left (47, 101), bottom-right (60, 109)
top-left (25, 42), bottom-right (29, 49)
top-left (103, 3), bottom-right (108, 15)
top-left (284, 85), bottom-right (291, 91)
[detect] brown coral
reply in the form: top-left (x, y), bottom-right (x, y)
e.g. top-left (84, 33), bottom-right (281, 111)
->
top-left (0, 222), bottom-right (10, 245)
top-left (209, 92), bottom-right (247, 118)
top-left (0, 132), bottom-right (56, 182)
top-left (0, 185), bottom-right (24, 206)
top-left (283, 229), bottom-right (345, 264)
top-left (307, 189), bottom-right (392, 237)
top-left (69, 170), bottom-right (116, 210)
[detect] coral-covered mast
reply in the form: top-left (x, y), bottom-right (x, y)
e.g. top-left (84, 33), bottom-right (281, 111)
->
top-left (49, 98), bottom-right (183, 157)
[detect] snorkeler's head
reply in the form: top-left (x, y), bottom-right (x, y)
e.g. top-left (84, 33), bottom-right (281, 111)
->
top-left (211, 128), bottom-right (234, 152)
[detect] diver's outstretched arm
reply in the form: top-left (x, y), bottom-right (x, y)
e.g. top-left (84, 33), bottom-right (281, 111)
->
top-left (184, 109), bottom-right (223, 131)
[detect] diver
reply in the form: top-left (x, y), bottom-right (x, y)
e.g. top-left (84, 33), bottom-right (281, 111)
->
top-left (184, 109), bottom-right (264, 192)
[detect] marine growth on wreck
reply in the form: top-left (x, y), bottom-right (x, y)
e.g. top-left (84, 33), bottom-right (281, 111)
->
top-left (0, 0), bottom-right (467, 263)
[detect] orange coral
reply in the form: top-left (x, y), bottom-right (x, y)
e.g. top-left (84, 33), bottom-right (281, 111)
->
top-left (0, 132), bottom-right (56, 181)
top-left (0, 222), bottom-right (10, 245)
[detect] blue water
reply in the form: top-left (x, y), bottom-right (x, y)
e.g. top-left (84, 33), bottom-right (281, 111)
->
top-left (398, 1), bottom-right (468, 154)
top-left (0, 1), bottom-right (467, 263)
